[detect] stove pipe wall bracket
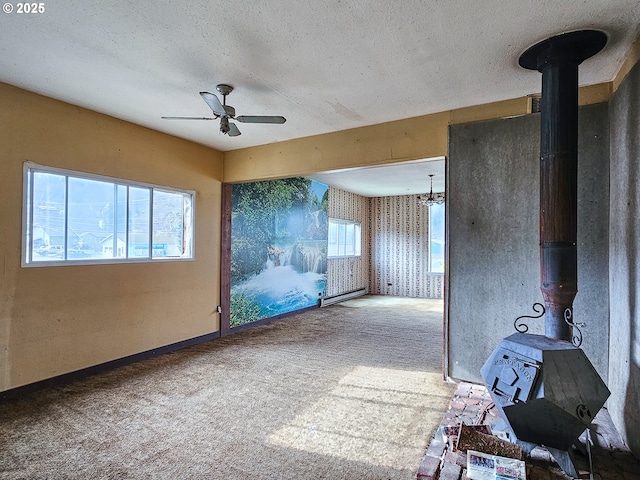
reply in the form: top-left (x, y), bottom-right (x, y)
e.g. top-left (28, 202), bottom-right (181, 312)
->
top-left (519, 30), bottom-right (607, 341)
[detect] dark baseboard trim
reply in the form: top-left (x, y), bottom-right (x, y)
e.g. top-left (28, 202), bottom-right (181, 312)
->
top-left (228, 304), bottom-right (320, 334)
top-left (0, 330), bottom-right (221, 402)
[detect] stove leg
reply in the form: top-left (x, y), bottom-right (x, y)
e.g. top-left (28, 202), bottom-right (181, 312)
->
top-left (547, 446), bottom-right (579, 478)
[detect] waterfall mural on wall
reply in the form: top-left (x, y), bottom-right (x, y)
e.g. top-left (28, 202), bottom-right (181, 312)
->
top-left (230, 178), bottom-right (328, 327)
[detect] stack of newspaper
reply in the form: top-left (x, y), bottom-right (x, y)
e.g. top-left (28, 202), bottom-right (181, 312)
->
top-left (466, 450), bottom-right (526, 480)
top-left (441, 422), bottom-right (526, 480)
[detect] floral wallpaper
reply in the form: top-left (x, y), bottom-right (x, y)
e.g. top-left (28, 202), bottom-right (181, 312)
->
top-left (327, 187), bottom-right (443, 299)
top-left (369, 194), bottom-right (444, 299)
top-left (326, 187), bottom-right (370, 297)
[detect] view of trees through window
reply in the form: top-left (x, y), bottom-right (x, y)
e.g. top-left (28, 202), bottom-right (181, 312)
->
top-left (23, 165), bottom-right (193, 264)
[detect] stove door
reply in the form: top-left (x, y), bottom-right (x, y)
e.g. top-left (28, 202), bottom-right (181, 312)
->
top-left (485, 348), bottom-right (541, 406)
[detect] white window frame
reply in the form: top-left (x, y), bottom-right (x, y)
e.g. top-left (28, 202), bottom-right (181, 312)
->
top-left (22, 162), bottom-right (195, 267)
top-left (328, 218), bottom-right (361, 258)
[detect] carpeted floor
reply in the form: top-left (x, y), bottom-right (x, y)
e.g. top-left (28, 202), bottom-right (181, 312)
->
top-left (0, 295), bottom-right (456, 479)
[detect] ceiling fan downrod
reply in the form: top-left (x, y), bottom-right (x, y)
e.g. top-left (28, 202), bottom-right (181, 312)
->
top-left (216, 84), bottom-right (236, 118)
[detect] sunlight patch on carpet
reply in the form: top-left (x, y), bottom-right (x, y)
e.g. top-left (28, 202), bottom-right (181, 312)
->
top-left (267, 366), bottom-right (452, 468)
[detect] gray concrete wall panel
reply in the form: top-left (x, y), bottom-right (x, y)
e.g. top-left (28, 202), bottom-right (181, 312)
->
top-left (609, 60), bottom-right (640, 457)
top-left (447, 104), bottom-right (610, 385)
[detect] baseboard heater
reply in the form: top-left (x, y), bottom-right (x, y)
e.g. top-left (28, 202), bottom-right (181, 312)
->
top-left (320, 288), bottom-right (367, 307)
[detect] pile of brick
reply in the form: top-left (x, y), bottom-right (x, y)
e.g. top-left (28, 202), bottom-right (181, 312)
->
top-left (417, 382), bottom-right (640, 480)
top-left (417, 382), bottom-right (499, 480)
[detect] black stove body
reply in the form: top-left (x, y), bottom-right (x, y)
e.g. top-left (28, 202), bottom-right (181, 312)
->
top-left (481, 333), bottom-right (609, 474)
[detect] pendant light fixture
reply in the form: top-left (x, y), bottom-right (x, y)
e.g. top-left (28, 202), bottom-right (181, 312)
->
top-left (418, 174), bottom-right (445, 206)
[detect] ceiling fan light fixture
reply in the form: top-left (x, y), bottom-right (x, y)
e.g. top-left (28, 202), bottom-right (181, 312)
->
top-left (220, 116), bottom-right (230, 134)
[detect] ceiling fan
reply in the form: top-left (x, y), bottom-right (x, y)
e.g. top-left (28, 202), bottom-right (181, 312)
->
top-left (162, 84), bottom-right (286, 137)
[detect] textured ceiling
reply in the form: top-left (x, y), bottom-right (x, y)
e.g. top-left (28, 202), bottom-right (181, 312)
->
top-left (1, 1), bottom-right (639, 195)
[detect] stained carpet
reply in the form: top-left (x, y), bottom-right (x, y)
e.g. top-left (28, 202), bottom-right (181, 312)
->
top-left (0, 295), bottom-right (455, 479)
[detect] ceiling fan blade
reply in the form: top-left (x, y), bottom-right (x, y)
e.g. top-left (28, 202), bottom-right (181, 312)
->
top-left (228, 122), bottom-right (241, 137)
top-left (235, 115), bottom-right (286, 124)
top-left (161, 116), bottom-right (216, 120)
top-left (200, 92), bottom-right (227, 116)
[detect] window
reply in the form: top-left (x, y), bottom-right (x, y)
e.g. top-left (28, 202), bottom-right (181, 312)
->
top-left (22, 163), bottom-right (194, 266)
top-left (328, 218), bottom-right (361, 258)
top-left (428, 203), bottom-right (445, 273)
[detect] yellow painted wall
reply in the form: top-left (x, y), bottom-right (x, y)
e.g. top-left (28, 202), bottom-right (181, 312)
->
top-left (223, 86), bottom-right (611, 184)
top-left (224, 111), bottom-right (451, 182)
top-left (0, 83), bottom-right (223, 391)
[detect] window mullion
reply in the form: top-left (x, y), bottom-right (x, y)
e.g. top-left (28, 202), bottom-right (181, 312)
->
top-left (27, 169), bottom-right (35, 264)
top-left (112, 184), bottom-right (117, 258)
top-left (180, 195), bottom-right (186, 256)
top-left (149, 188), bottom-right (153, 258)
top-left (63, 176), bottom-right (69, 260)
top-left (118, 188), bottom-right (123, 258)
top-left (181, 195), bottom-right (186, 256)
top-left (125, 186), bottom-right (130, 259)
top-left (149, 188), bottom-right (153, 259)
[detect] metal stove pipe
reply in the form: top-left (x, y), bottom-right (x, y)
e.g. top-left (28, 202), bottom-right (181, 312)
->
top-left (519, 30), bottom-right (607, 341)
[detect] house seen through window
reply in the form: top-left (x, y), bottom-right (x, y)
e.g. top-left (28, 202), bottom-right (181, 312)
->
top-left (23, 163), bottom-right (194, 265)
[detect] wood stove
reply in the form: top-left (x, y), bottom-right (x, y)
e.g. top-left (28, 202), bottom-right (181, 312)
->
top-left (481, 30), bottom-right (610, 478)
